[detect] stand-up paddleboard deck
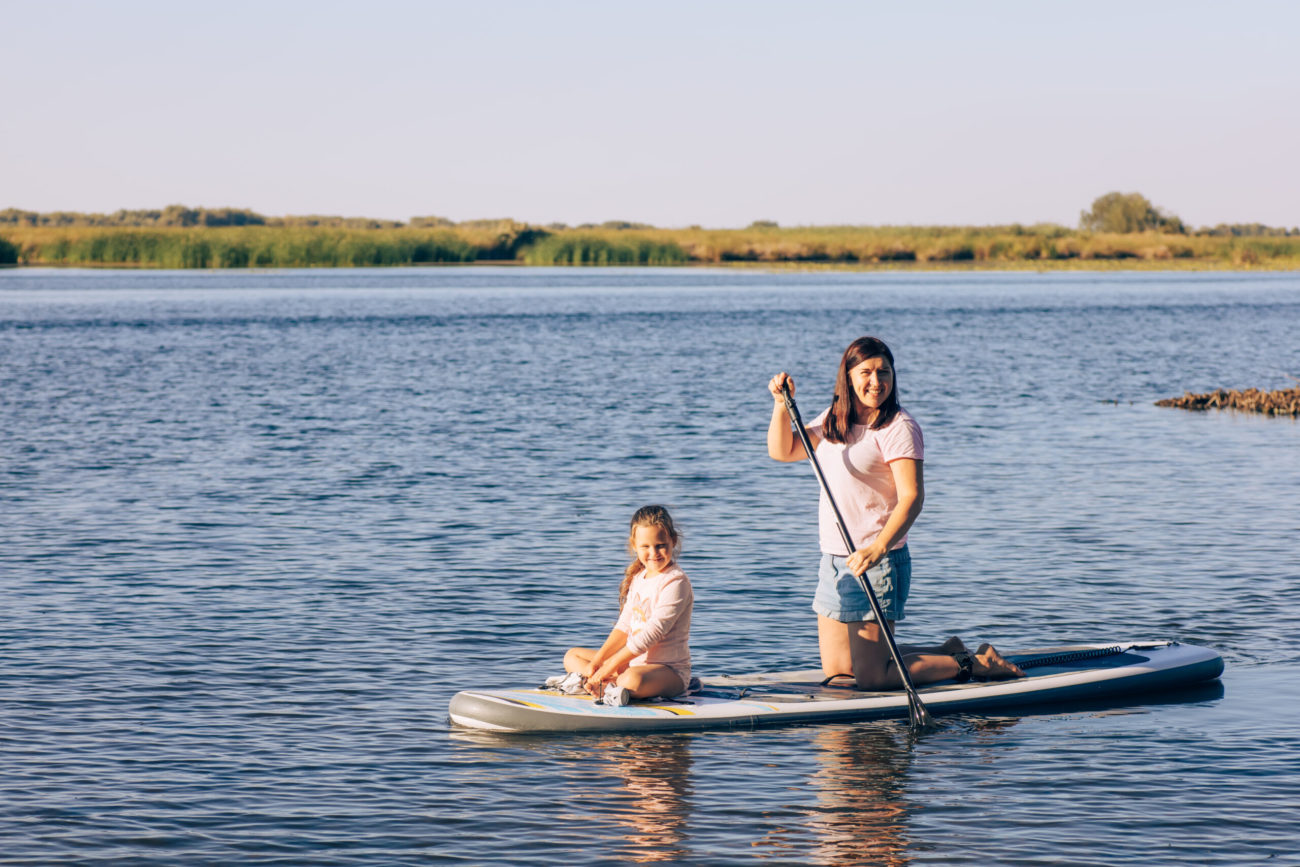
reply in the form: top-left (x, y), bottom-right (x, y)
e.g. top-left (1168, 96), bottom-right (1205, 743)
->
top-left (449, 641), bottom-right (1223, 733)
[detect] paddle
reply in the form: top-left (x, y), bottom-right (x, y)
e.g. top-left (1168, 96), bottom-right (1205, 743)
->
top-left (780, 382), bottom-right (938, 732)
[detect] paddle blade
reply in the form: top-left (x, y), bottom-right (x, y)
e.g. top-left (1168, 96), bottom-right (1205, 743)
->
top-left (907, 693), bottom-right (940, 733)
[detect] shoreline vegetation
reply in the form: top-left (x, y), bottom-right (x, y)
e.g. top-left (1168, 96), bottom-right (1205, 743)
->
top-left (2, 195), bottom-right (1298, 270)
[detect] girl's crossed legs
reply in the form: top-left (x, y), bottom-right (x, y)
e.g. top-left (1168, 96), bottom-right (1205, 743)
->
top-left (563, 647), bottom-right (686, 699)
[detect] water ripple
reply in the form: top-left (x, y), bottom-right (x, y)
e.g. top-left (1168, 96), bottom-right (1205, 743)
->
top-left (2, 268), bottom-right (1298, 864)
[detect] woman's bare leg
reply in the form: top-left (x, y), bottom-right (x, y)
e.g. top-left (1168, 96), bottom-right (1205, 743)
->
top-left (823, 618), bottom-right (966, 669)
top-left (898, 636), bottom-right (968, 655)
top-left (821, 616), bottom-right (957, 685)
top-left (847, 620), bottom-right (963, 689)
top-left (818, 614), bottom-right (856, 678)
top-left (820, 618), bottom-right (1022, 687)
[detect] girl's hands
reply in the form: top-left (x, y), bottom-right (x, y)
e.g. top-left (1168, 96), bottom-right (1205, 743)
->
top-left (846, 541), bottom-right (888, 576)
top-left (585, 663), bottom-right (616, 697)
top-left (768, 372), bottom-right (794, 402)
top-left (580, 660), bottom-right (598, 681)
top-left (580, 661), bottom-right (601, 695)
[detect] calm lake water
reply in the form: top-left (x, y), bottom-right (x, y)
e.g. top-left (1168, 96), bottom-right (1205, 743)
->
top-left (2, 266), bottom-right (1298, 865)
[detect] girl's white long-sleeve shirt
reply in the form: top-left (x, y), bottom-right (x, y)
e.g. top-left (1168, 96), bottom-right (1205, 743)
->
top-left (614, 563), bottom-right (692, 674)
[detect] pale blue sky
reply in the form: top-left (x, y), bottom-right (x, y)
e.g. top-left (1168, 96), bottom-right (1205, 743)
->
top-left (3, 0), bottom-right (1297, 228)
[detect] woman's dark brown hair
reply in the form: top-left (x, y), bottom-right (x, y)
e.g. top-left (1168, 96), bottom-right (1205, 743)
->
top-left (821, 336), bottom-right (900, 444)
top-left (619, 505), bottom-right (680, 609)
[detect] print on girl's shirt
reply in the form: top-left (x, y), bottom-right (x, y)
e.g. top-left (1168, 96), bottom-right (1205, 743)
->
top-left (626, 594), bottom-right (652, 640)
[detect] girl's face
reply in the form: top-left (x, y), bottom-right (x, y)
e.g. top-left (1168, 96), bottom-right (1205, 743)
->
top-left (848, 356), bottom-right (894, 416)
top-left (632, 524), bottom-right (675, 576)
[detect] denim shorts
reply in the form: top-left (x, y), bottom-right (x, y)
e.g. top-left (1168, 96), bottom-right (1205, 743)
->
top-left (812, 545), bottom-right (910, 623)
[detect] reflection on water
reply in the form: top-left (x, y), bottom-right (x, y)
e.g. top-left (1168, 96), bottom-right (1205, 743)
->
top-left (798, 718), bottom-right (1009, 866)
top-left (447, 730), bottom-right (693, 863)
top-left (440, 682), bottom-right (1250, 865)
top-left (596, 737), bottom-right (693, 863)
top-left (803, 725), bottom-right (916, 865)
top-left (449, 718), bottom-right (1030, 866)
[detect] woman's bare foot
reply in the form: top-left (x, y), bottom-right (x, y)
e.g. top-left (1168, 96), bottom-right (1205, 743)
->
top-left (938, 636), bottom-right (969, 655)
top-left (973, 643), bottom-right (1024, 679)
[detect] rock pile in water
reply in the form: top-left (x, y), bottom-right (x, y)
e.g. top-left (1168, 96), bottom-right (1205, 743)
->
top-left (1155, 385), bottom-right (1300, 416)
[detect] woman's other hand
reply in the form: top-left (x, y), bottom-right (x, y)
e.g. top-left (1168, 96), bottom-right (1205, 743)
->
top-left (847, 541), bottom-right (888, 576)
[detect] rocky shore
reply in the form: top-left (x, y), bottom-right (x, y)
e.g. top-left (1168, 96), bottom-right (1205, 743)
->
top-left (1156, 385), bottom-right (1300, 416)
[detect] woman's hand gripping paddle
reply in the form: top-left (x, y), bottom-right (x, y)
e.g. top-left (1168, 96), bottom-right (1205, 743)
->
top-left (780, 383), bottom-right (938, 732)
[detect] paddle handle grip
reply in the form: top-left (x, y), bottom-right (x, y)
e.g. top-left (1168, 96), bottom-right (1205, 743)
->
top-left (779, 381), bottom-right (803, 426)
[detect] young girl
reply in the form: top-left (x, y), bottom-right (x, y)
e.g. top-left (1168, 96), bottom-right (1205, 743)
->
top-left (563, 505), bottom-right (693, 705)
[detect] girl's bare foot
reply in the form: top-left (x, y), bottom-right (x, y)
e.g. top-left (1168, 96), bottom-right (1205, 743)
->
top-left (973, 643), bottom-right (1024, 679)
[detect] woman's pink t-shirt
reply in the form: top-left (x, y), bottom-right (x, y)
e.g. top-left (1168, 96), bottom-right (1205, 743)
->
top-left (807, 408), bottom-right (924, 556)
top-left (614, 563), bottom-right (693, 678)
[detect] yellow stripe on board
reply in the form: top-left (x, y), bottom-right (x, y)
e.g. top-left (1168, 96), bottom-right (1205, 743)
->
top-left (498, 690), bottom-right (778, 715)
top-left (515, 689), bottom-right (595, 703)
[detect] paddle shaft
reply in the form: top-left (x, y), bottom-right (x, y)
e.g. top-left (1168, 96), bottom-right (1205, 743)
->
top-left (779, 383), bottom-right (936, 730)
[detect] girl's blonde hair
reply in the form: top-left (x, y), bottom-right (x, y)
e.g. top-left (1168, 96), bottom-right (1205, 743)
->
top-left (619, 505), bottom-right (680, 609)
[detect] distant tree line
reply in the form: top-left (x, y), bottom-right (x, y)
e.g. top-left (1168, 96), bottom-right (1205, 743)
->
top-left (1079, 192), bottom-right (1298, 236)
top-left (1199, 223), bottom-right (1300, 237)
top-left (0, 207), bottom-right (667, 233)
top-left (0, 205), bottom-right (407, 230)
top-left (3, 198), bottom-right (1295, 237)
top-left (0, 205), bottom-right (268, 228)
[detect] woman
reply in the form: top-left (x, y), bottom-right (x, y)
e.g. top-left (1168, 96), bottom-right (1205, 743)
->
top-left (767, 336), bottom-right (1022, 689)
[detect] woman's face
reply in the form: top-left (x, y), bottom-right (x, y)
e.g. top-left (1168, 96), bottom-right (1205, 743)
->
top-left (848, 356), bottom-right (893, 416)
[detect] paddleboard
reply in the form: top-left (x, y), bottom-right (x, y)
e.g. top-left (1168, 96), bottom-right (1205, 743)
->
top-left (448, 640), bottom-right (1223, 733)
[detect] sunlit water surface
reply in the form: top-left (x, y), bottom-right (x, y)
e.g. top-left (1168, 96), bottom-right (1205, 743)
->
top-left (2, 267), bottom-right (1297, 864)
